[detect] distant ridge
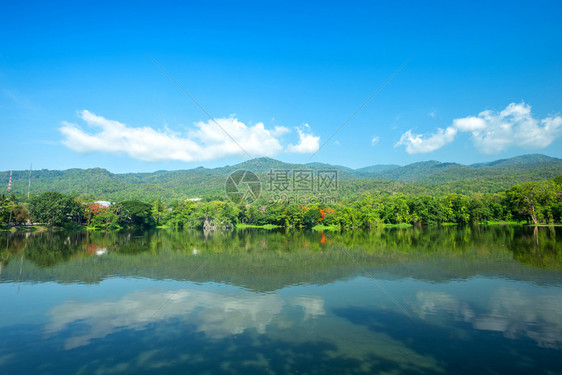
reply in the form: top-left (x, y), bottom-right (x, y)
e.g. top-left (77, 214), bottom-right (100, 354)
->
top-left (2, 154), bottom-right (561, 201)
top-left (355, 164), bottom-right (400, 175)
top-left (470, 154), bottom-right (560, 167)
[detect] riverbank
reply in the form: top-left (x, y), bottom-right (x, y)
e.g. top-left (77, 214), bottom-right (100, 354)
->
top-left (3, 221), bottom-right (561, 233)
top-left (0, 224), bottom-right (49, 232)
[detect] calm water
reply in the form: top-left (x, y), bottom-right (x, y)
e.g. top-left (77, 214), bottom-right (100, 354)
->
top-left (1, 226), bottom-right (561, 374)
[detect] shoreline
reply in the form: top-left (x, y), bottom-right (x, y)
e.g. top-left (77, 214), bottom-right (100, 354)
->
top-left (3, 221), bottom-right (561, 233)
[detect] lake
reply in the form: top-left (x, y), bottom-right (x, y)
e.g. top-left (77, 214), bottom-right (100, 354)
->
top-left (1, 226), bottom-right (561, 374)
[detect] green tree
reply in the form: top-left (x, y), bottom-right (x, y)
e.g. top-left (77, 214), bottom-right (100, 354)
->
top-left (507, 181), bottom-right (558, 224)
top-left (0, 194), bottom-right (7, 223)
top-left (13, 203), bottom-right (30, 225)
top-left (443, 194), bottom-right (470, 224)
top-left (112, 200), bottom-right (155, 228)
top-left (29, 192), bottom-right (82, 228)
top-left (151, 199), bottom-right (165, 226)
top-left (91, 212), bottom-right (120, 230)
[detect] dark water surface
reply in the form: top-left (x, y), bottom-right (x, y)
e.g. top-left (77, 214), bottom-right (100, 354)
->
top-left (1, 226), bottom-right (561, 374)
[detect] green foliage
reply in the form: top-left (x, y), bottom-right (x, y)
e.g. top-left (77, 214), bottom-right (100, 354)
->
top-left (90, 212), bottom-right (120, 230)
top-left (4, 157), bottom-right (562, 230)
top-left (12, 203), bottom-right (30, 225)
top-left (28, 192), bottom-right (82, 228)
top-left (153, 178), bottom-right (560, 229)
top-left (151, 199), bottom-right (165, 226)
top-left (112, 200), bottom-right (155, 228)
top-left (0, 194), bottom-right (15, 223)
top-left (506, 181), bottom-right (559, 224)
top-left (2, 154), bottom-right (561, 202)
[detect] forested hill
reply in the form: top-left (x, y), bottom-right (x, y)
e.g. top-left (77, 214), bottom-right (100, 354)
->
top-left (1, 154), bottom-right (561, 201)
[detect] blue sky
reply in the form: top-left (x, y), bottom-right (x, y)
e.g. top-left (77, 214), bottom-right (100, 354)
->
top-left (1, 0), bottom-right (561, 173)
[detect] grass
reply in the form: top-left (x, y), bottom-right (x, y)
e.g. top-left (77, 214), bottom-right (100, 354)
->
top-left (312, 224), bottom-right (340, 231)
top-left (86, 224), bottom-right (123, 231)
top-left (236, 223), bottom-right (280, 229)
top-left (383, 223), bottom-right (413, 228)
top-left (481, 220), bottom-right (525, 225)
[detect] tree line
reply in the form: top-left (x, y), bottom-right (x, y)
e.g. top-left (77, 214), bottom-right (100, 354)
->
top-left (2, 176), bottom-right (562, 230)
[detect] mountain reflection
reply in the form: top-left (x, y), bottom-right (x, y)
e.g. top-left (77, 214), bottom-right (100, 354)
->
top-left (1, 227), bottom-right (561, 374)
top-left (1, 226), bottom-right (561, 289)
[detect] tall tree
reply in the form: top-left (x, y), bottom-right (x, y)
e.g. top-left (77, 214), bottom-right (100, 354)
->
top-left (507, 181), bottom-right (558, 224)
top-left (29, 192), bottom-right (82, 228)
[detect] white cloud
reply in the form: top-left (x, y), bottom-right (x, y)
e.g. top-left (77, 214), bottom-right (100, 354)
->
top-left (429, 111), bottom-right (436, 118)
top-left (60, 110), bottom-right (299, 162)
top-left (395, 102), bottom-right (562, 154)
top-left (286, 124), bottom-right (320, 153)
top-left (452, 117), bottom-right (487, 132)
top-left (371, 136), bottom-right (380, 146)
top-left (395, 127), bottom-right (457, 154)
top-left (470, 103), bottom-right (562, 153)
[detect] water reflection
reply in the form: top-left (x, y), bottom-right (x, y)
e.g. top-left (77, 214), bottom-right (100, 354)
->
top-left (46, 288), bottom-right (329, 350)
top-left (46, 288), bottom-right (291, 349)
top-left (0, 227), bottom-right (561, 374)
top-left (415, 288), bottom-right (562, 349)
top-left (1, 226), bottom-right (561, 287)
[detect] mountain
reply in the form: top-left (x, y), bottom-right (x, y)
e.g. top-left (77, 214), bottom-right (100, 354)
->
top-left (471, 154), bottom-right (560, 167)
top-left (355, 164), bottom-right (400, 176)
top-left (1, 154), bottom-right (561, 201)
top-left (357, 154), bottom-right (562, 184)
top-left (370, 161), bottom-right (468, 182)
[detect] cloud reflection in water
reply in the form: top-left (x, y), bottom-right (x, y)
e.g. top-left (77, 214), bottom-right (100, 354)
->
top-left (415, 288), bottom-right (562, 349)
top-left (46, 288), bottom-right (324, 350)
